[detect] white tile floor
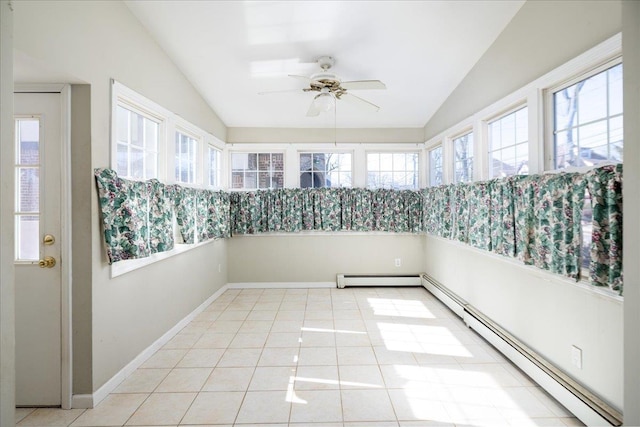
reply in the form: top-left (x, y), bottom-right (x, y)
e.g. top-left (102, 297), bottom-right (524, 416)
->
top-left (16, 287), bottom-right (585, 426)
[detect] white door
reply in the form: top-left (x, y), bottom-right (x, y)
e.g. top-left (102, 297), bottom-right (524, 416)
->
top-left (14, 92), bottom-right (63, 406)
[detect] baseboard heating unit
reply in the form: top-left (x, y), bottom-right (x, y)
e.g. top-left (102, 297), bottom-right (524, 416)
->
top-left (420, 273), bottom-right (622, 427)
top-left (336, 274), bottom-right (422, 288)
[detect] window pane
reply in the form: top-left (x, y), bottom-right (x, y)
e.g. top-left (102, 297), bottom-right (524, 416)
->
top-left (258, 172), bottom-right (271, 189)
top-left (301, 152), bottom-right (351, 188)
top-left (367, 153), bottom-right (379, 170)
top-left (368, 152), bottom-right (418, 189)
top-left (232, 172), bottom-right (244, 189)
top-left (116, 106), bottom-right (129, 143)
top-left (454, 133), bottom-right (473, 183)
top-left (145, 120), bottom-right (158, 151)
top-left (16, 215), bottom-right (39, 261)
top-left (489, 107), bottom-right (528, 178)
top-left (429, 146), bottom-right (443, 187)
top-left (208, 147), bottom-right (219, 187)
top-left (18, 120), bottom-right (40, 165)
top-left (579, 72), bottom-right (607, 124)
top-left (17, 168), bottom-right (39, 213)
top-left (272, 172), bottom-right (284, 188)
top-left (131, 113), bottom-right (144, 148)
top-left (175, 133), bottom-right (197, 184)
top-left (244, 171), bottom-right (257, 188)
top-left (115, 104), bottom-right (160, 180)
top-left (380, 153), bottom-right (393, 171)
top-left (272, 153), bottom-right (284, 171)
top-left (553, 63), bottom-right (623, 169)
top-left (609, 64), bottom-right (623, 116)
top-left (232, 153), bottom-right (248, 170)
top-left (131, 147), bottom-right (144, 179)
top-left (258, 153), bottom-right (271, 170)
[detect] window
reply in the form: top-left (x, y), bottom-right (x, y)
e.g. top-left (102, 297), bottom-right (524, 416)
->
top-left (207, 145), bottom-right (221, 188)
top-left (300, 152), bottom-right (352, 188)
top-left (231, 152), bottom-right (284, 189)
top-left (553, 62), bottom-right (623, 169)
top-left (175, 131), bottom-right (198, 184)
top-left (488, 107), bottom-right (529, 178)
top-left (14, 118), bottom-right (40, 261)
top-left (429, 146), bottom-right (443, 186)
top-left (453, 132), bottom-right (474, 183)
top-left (367, 152), bottom-right (419, 190)
top-left (115, 103), bottom-right (160, 180)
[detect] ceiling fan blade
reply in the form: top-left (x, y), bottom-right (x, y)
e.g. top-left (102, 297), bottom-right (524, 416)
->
top-left (258, 89), bottom-right (303, 95)
top-left (341, 92), bottom-right (380, 112)
top-left (341, 80), bottom-right (386, 90)
top-left (306, 99), bottom-right (321, 117)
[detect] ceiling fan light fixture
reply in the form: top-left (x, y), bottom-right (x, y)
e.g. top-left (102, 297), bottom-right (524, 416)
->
top-left (314, 92), bottom-right (334, 112)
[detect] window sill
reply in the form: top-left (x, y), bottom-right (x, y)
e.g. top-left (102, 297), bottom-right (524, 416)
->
top-left (425, 234), bottom-right (623, 303)
top-left (110, 238), bottom-right (222, 278)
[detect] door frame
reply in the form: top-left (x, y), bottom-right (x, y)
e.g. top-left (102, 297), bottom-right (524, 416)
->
top-left (14, 84), bottom-right (72, 409)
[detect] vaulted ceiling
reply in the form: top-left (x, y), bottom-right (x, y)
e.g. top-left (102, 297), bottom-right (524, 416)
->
top-left (125, 1), bottom-right (525, 129)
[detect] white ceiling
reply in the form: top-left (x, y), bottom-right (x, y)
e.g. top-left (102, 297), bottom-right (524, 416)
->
top-left (125, 1), bottom-right (524, 129)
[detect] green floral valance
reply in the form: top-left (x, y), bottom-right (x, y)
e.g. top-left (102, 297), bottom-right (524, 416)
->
top-left (95, 168), bottom-right (230, 264)
top-left (229, 188), bottom-right (424, 236)
top-left (95, 165), bottom-right (623, 294)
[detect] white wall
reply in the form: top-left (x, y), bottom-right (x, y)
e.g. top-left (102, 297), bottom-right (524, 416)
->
top-left (228, 234), bottom-right (425, 284)
top-left (425, 0), bottom-right (621, 140)
top-left (0, 1), bottom-right (15, 425)
top-left (422, 0), bottom-right (624, 412)
top-left (424, 237), bottom-right (623, 409)
top-left (13, 1), bottom-right (228, 395)
top-left (228, 127), bottom-right (425, 144)
top-left (623, 1), bottom-right (640, 425)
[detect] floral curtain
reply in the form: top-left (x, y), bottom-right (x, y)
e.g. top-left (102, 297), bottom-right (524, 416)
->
top-left (95, 165), bottom-right (623, 293)
top-left (488, 178), bottom-right (515, 257)
top-left (148, 179), bottom-right (175, 254)
top-left (586, 164), bottom-right (623, 293)
top-left (94, 168), bottom-right (150, 264)
top-left (513, 173), bottom-right (587, 280)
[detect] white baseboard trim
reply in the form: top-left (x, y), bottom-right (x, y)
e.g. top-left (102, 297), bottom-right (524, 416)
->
top-left (70, 394), bottom-right (93, 409)
top-left (73, 284), bottom-right (230, 409)
top-left (227, 282), bottom-right (336, 289)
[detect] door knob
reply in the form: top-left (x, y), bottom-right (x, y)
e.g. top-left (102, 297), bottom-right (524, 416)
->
top-left (39, 256), bottom-right (56, 268)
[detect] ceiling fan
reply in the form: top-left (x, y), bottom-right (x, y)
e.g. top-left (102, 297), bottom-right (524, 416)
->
top-left (259, 56), bottom-right (386, 117)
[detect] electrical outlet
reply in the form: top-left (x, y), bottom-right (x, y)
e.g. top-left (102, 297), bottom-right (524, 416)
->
top-left (571, 345), bottom-right (582, 369)
top-left (394, 258), bottom-right (401, 267)
top-left (218, 264), bottom-right (221, 273)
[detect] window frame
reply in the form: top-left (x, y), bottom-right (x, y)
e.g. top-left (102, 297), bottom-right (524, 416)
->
top-left (228, 150), bottom-right (286, 191)
top-left (109, 81), bottom-right (226, 278)
top-left (297, 150), bottom-right (354, 189)
top-left (207, 143), bottom-right (222, 189)
top-left (365, 150), bottom-right (420, 190)
top-left (450, 130), bottom-right (475, 184)
top-left (173, 125), bottom-right (202, 186)
top-left (485, 103), bottom-right (530, 179)
top-left (111, 82), bottom-right (169, 182)
top-left (427, 144), bottom-right (444, 187)
top-left (544, 56), bottom-right (623, 172)
top-left (422, 33), bottom-right (621, 295)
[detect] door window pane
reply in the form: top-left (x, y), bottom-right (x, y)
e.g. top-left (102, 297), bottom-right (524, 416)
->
top-left (14, 118), bottom-right (41, 261)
